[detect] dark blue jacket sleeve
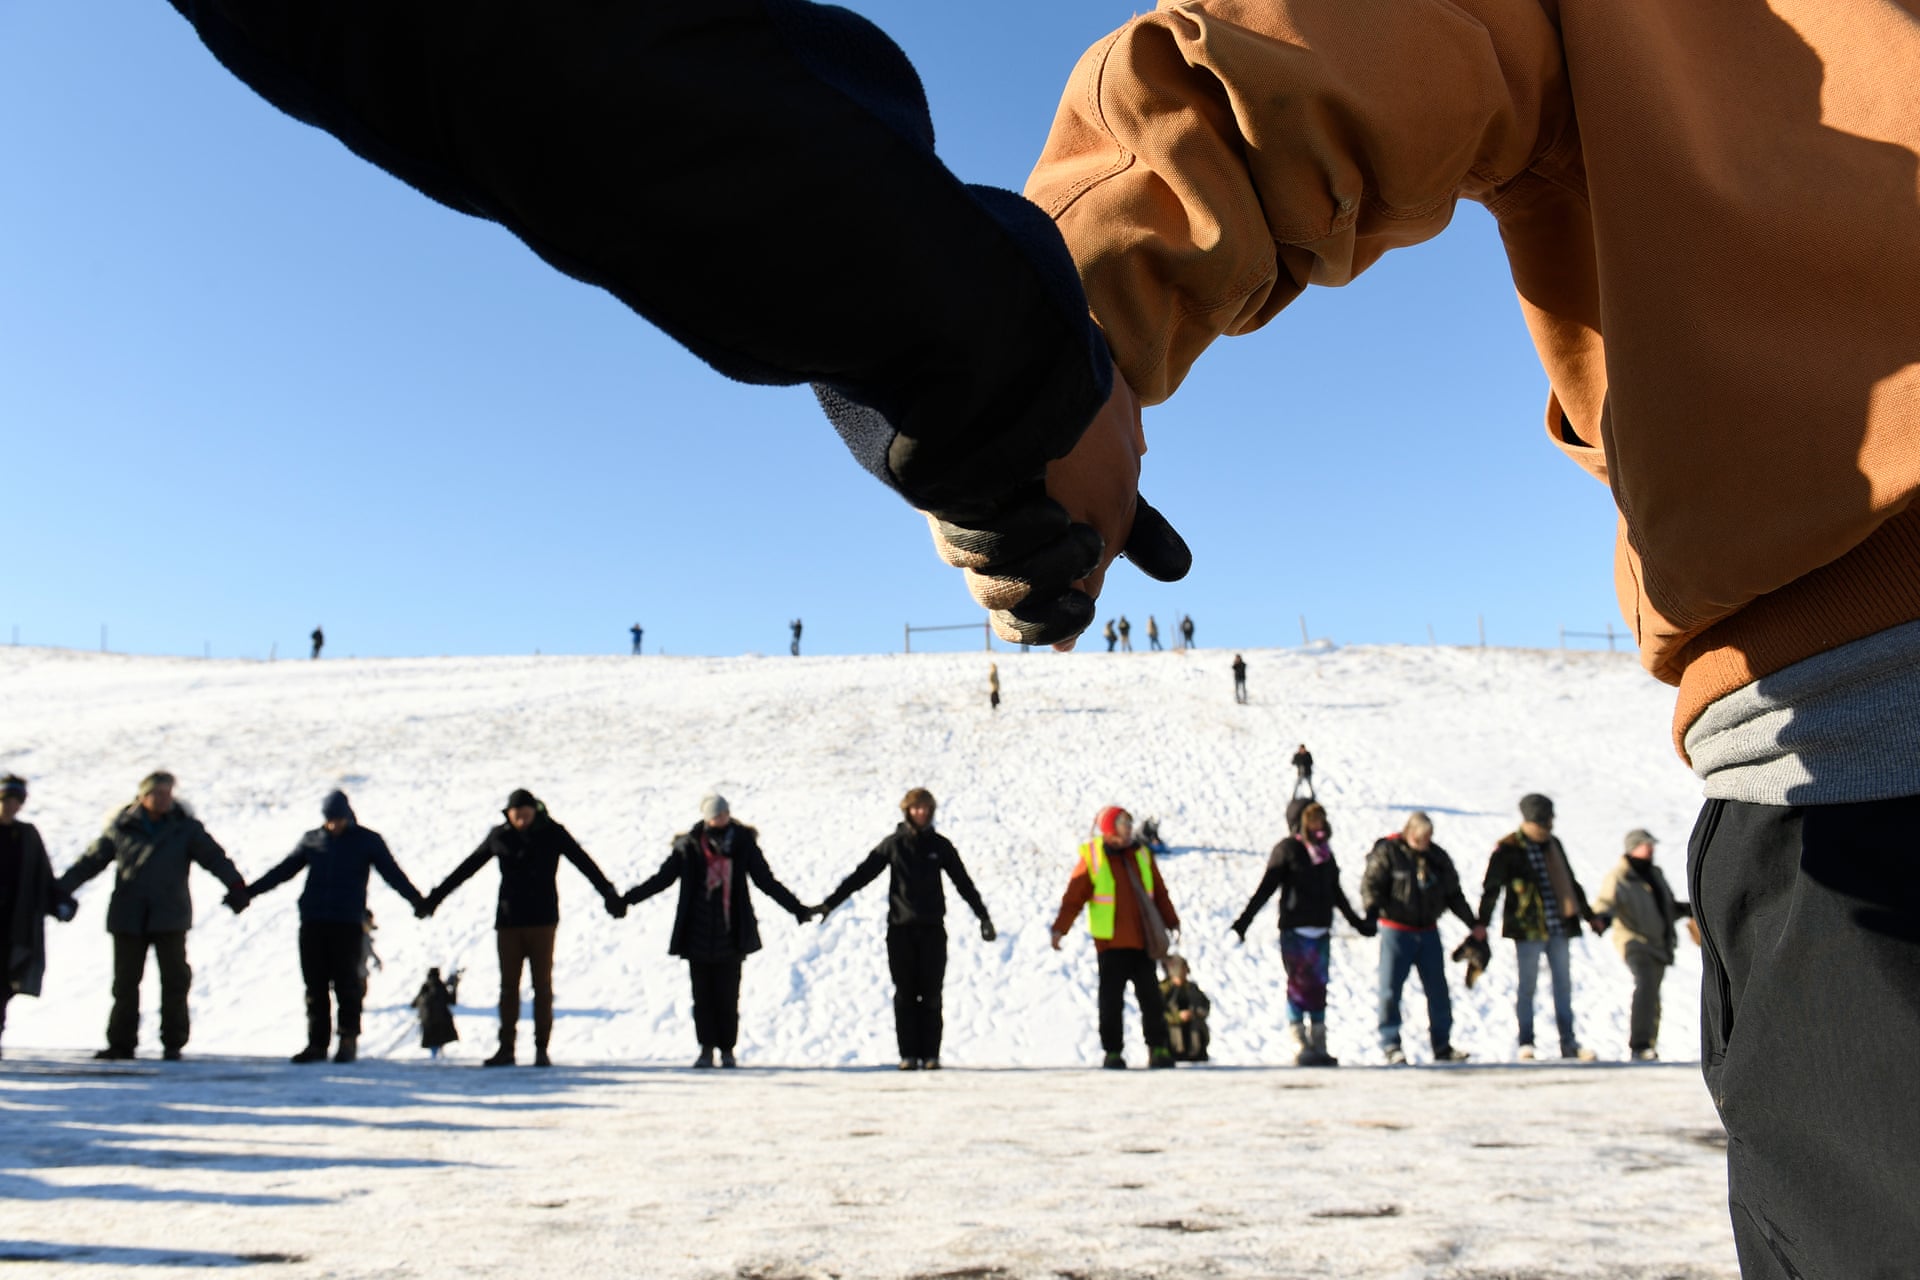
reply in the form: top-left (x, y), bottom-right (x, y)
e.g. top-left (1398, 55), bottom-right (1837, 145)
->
top-left (163, 0), bottom-right (1109, 516)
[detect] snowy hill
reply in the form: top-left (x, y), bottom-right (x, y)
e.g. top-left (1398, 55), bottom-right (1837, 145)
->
top-left (0, 643), bottom-right (1706, 1068)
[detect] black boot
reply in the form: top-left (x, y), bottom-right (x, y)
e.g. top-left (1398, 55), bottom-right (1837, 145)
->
top-left (290, 1043), bottom-right (329, 1064)
top-left (483, 1043), bottom-right (516, 1067)
top-left (333, 1037), bottom-right (357, 1064)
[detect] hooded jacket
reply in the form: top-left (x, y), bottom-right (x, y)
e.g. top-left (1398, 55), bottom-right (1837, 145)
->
top-left (1026, 0), bottom-right (1920, 752)
top-left (248, 822), bottom-right (426, 924)
top-left (629, 823), bottom-right (810, 959)
top-left (821, 822), bottom-right (989, 928)
top-left (56, 803), bottom-right (244, 935)
top-left (4, 822), bottom-right (56, 998)
top-left (432, 811), bottom-right (619, 929)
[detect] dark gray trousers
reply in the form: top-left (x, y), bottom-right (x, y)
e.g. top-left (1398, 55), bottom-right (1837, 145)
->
top-left (1625, 951), bottom-right (1666, 1053)
top-left (1690, 796), bottom-right (1920, 1278)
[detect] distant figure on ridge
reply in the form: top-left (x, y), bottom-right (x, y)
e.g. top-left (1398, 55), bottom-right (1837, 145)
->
top-left (423, 788), bottom-right (628, 1068)
top-left (629, 623), bottom-right (644, 656)
top-left (988, 663), bottom-right (1000, 712)
top-left (1179, 615), bottom-right (1195, 650)
top-left (234, 789), bottom-right (427, 1065)
top-left (310, 626), bottom-right (324, 660)
top-left (1051, 806), bottom-right (1180, 1070)
top-left (1146, 615), bottom-right (1162, 651)
top-left (816, 789), bottom-right (995, 1070)
top-left (623, 794), bottom-right (814, 1069)
top-left (789, 619), bottom-right (803, 657)
top-left (1102, 620), bottom-right (1118, 652)
top-left (54, 771), bottom-right (249, 1061)
top-left (1116, 615), bottom-right (1132, 652)
top-left (1291, 744), bottom-right (1315, 799)
top-left (1232, 654), bottom-right (1247, 704)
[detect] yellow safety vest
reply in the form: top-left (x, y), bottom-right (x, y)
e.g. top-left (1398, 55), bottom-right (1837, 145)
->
top-left (1083, 837), bottom-right (1154, 940)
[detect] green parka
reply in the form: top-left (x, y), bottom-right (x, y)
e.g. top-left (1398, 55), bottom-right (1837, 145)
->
top-left (56, 804), bottom-right (244, 935)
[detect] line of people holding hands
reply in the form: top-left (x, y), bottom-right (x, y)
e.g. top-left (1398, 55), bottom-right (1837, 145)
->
top-left (3, 771), bottom-right (1690, 1073)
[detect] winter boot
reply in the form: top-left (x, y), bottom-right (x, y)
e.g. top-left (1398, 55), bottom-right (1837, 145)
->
top-left (290, 1043), bottom-right (329, 1064)
top-left (1102, 1052), bottom-right (1127, 1070)
top-left (1517, 1044), bottom-right (1537, 1060)
top-left (1305, 1022), bottom-right (1339, 1067)
top-left (1432, 1045), bottom-right (1471, 1063)
top-left (533, 1047), bottom-right (552, 1068)
top-left (1148, 1047), bottom-right (1176, 1069)
top-left (333, 1037), bottom-right (357, 1065)
top-left (483, 1044), bottom-right (517, 1067)
top-left (1631, 1048), bottom-right (1659, 1062)
top-left (899, 1059), bottom-right (922, 1071)
top-left (1563, 1043), bottom-right (1597, 1062)
top-left (922, 1060), bottom-right (941, 1071)
top-left (1383, 1045), bottom-right (1408, 1066)
top-left (692, 1047), bottom-right (715, 1069)
top-left (719, 1050), bottom-right (737, 1069)
top-left (1286, 1023), bottom-right (1310, 1066)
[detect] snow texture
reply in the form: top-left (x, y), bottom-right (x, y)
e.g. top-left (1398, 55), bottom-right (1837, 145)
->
top-left (0, 645), bottom-right (1735, 1277)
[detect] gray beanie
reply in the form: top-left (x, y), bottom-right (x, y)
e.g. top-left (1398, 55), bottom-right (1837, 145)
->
top-left (700, 793), bottom-right (730, 822)
top-left (1623, 828), bottom-right (1658, 852)
top-left (1518, 793), bottom-right (1555, 823)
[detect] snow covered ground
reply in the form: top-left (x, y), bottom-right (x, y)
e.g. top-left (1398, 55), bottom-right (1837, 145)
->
top-left (0, 1055), bottom-right (1734, 1279)
top-left (0, 643), bottom-right (1735, 1276)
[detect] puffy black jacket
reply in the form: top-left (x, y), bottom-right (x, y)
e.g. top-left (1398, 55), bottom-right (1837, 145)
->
top-left (1360, 836), bottom-right (1476, 932)
top-left (3, 822), bottom-right (57, 998)
top-left (431, 813), bottom-right (618, 929)
top-left (821, 822), bottom-right (989, 928)
top-left (160, 0), bottom-right (1108, 520)
top-left (1232, 838), bottom-right (1367, 934)
top-left (629, 823), bottom-right (809, 959)
top-left (57, 804), bottom-right (244, 935)
top-left (248, 824), bottom-right (425, 924)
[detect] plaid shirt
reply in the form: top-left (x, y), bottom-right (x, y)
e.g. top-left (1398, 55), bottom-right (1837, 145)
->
top-left (1523, 839), bottom-right (1566, 939)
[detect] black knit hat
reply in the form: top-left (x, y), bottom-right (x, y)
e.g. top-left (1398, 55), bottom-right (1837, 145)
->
top-left (505, 788), bottom-right (539, 812)
top-left (1519, 793), bottom-right (1555, 823)
top-left (0, 773), bottom-right (25, 800)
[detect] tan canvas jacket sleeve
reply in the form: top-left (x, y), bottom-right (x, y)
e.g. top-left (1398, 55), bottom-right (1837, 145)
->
top-left (1029, 1), bottom-right (1920, 752)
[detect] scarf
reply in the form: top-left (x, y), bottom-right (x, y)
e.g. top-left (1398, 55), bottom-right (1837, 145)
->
top-left (1302, 832), bottom-right (1334, 866)
top-left (700, 828), bottom-right (733, 926)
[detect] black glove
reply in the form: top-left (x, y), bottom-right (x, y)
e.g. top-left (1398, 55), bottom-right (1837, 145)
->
top-left (794, 905), bottom-right (816, 924)
top-left (604, 894), bottom-right (628, 920)
top-left (1230, 922), bottom-right (1247, 944)
top-left (415, 891), bottom-right (441, 920)
top-left (1590, 912), bottom-right (1612, 934)
top-left (621, 885), bottom-right (644, 907)
top-left (51, 896), bottom-right (78, 923)
top-left (927, 487), bottom-right (1190, 647)
top-left (223, 887), bottom-right (251, 915)
top-left (979, 919), bottom-right (996, 942)
top-left (1359, 918), bottom-right (1379, 938)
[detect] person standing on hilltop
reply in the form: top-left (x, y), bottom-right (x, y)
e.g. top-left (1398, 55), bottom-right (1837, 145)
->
top-left (624, 794), bottom-right (814, 1068)
top-left (1232, 654), bottom-right (1248, 704)
top-left (422, 789), bottom-right (627, 1067)
top-left (988, 663), bottom-right (1001, 712)
top-left (1051, 806), bottom-right (1180, 1069)
top-left (1179, 615), bottom-right (1195, 650)
top-left (816, 789), bottom-right (995, 1070)
top-left (1102, 620), bottom-right (1118, 652)
top-left (629, 623), bottom-right (644, 656)
top-left (1116, 615), bottom-right (1133, 652)
top-left (310, 626), bottom-right (324, 660)
top-left (1291, 745), bottom-right (1315, 799)
top-left (1147, 616), bottom-right (1162, 651)
top-left (789, 619), bottom-right (803, 657)
top-left (1231, 802), bottom-right (1374, 1066)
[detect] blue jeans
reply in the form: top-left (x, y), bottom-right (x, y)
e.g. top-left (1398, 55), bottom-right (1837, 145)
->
top-left (1377, 927), bottom-right (1452, 1051)
top-left (1514, 936), bottom-right (1576, 1050)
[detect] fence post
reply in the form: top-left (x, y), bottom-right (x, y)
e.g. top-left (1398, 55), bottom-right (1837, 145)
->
top-left (101, 624), bottom-right (107, 654)
top-left (904, 624), bottom-right (911, 654)
top-left (983, 620), bottom-right (991, 652)
top-left (1478, 615), bottom-right (1486, 648)
top-left (1299, 615), bottom-right (1309, 645)
top-left (1559, 625), bottom-right (1565, 650)
top-left (1428, 623), bottom-right (1437, 647)
top-left (1606, 621), bottom-right (1617, 653)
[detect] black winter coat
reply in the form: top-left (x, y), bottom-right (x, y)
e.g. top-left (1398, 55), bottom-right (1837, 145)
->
top-left (3, 822), bottom-right (56, 998)
top-left (1232, 838), bottom-right (1368, 934)
top-left (1477, 833), bottom-right (1596, 941)
top-left (57, 804), bottom-right (244, 936)
top-left (248, 824), bottom-right (425, 924)
top-left (432, 814), bottom-right (618, 929)
top-left (1361, 836), bottom-right (1476, 931)
top-left (821, 823), bottom-right (989, 927)
top-left (629, 823), bottom-right (809, 959)
top-left (159, 0), bottom-right (1109, 520)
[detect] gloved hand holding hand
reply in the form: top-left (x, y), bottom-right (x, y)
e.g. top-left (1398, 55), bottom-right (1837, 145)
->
top-left (621, 885), bottom-right (645, 907)
top-left (604, 893), bottom-right (628, 920)
top-left (416, 890), bottom-right (441, 920)
top-left (922, 365), bottom-right (1189, 649)
top-left (224, 887), bottom-right (251, 915)
top-left (794, 905), bottom-right (817, 924)
top-left (1231, 922), bottom-right (1247, 944)
top-left (51, 896), bottom-right (78, 923)
top-left (979, 919), bottom-right (996, 943)
top-left (1590, 912), bottom-right (1612, 935)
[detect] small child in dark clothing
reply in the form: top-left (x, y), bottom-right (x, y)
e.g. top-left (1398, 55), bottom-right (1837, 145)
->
top-left (1160, 955), bottom-right (1211, 1062)
top-left (413, 967), bottom-right (460, 1057)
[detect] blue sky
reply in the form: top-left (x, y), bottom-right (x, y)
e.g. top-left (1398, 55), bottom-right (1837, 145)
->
top-left (0, 1), bottom-right (1623, 661)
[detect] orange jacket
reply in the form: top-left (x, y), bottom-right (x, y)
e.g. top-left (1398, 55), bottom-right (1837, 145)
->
top-left (1054, 842), bottom-right (1181, 951)
top-left (1026, 1), bottom-right (1920, 752)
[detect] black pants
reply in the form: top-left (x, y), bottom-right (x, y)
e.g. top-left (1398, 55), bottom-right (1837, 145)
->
top-left (887, 922), bottom-right (947, 1060)
top-left (1096, 948), bottom-right (1170, 1055)
top-left (299, 921), bottom-right (365, 1047)
top-left (108, 930), bottom-right (190, 1054)
top-left (1625, 951), bottom-right (1666, 1053)
top-left (688, 959), bottom-right (743, 1051)
top-left (1690, 796), bottom-right (1920, 1278)
top-left (0, 986), bottom-right (11, 1046)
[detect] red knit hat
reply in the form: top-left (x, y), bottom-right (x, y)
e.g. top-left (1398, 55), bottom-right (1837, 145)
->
top-left (1095, 806), bottom-right (1134, 843)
